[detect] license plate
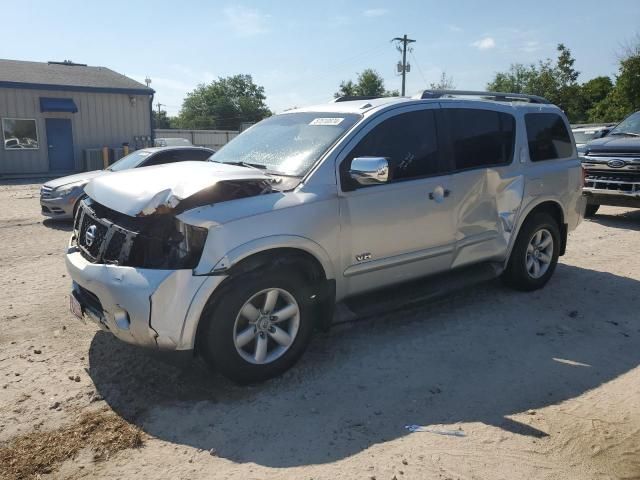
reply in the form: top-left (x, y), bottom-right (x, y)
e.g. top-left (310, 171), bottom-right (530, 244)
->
top-left (70, 294), bottom-right (85, 322)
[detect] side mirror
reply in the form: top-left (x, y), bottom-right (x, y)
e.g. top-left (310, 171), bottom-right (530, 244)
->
top-left (349, 157), bottom-right (390, 185)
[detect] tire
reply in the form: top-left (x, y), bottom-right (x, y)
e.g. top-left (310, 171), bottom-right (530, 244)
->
top-left (502, 212), bottom-right (560, 292)
top-left (584, 204), bottom-right (600, 218)
top-left (198, 267), bottom-right (315, 384)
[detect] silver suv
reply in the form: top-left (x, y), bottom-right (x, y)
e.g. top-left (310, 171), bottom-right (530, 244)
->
top-left (65, 90), bottom-right (585, 383)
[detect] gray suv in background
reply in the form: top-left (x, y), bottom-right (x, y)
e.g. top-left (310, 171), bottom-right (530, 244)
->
top-left (65, 90), bottom-right (584, 383)
top-left (40, 146), bottom-right (214, 219)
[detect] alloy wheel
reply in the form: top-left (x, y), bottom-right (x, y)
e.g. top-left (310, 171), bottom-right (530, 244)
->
top-left (233, 288), bottom-right (300, 365)
top-left (525, 228), bottom-right (554, 279)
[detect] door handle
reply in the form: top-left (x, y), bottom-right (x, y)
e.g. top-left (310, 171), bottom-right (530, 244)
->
top-left (428, 189), bottom-right (451, 200)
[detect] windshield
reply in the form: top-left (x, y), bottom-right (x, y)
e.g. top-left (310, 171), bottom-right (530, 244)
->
top-left (209, 112), bottom-right (361, 176)
top-left (108, 150), bottom-right (152, 172)
top-left (609, 111), bottom-right (640, 136)
top-left (573, 131), bottom-right (602, 143)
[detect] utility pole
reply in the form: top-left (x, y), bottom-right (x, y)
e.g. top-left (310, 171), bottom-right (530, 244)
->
top-left (392, 34), bottom-right (416, 96)
top-left (156, 102), bottom-right (164, 116)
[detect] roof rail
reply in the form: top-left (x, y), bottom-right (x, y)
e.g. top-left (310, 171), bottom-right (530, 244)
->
top-left (415, 89), bottom-right (551, 104)
top-left (333, 95), bottom-right (385, 103)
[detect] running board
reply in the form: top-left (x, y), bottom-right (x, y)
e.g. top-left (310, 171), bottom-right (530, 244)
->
top-left (333, 262), bottom-right (503, 324)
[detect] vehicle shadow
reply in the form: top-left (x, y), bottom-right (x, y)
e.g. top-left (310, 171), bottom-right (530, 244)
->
top-left (589, 208), bottom-right (640, 231)
top-left (42, 219), bottom-right (73, 231)
top-left (87, 264), bottom-right (640, 467)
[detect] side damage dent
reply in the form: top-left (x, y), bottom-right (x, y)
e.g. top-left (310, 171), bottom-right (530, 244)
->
top-left (503, 197), bottom-right (567, 267)
top-left (496, 175), bottom-right (525, 236)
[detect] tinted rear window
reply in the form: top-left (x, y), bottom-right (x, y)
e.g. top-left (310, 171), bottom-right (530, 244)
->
top-left (525, 113), bottom-right (573, 161)
top-left (446, 109), bottom-right (516, 169)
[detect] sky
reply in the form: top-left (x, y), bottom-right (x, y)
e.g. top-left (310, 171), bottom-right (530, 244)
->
top-left (2, 0), bottom-right (640, 116)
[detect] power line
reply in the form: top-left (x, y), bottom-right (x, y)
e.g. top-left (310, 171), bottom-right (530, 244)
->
top-left (410, 51), bottom-right (429, 88)
top-left (392, 34), bottom-right (416, 96)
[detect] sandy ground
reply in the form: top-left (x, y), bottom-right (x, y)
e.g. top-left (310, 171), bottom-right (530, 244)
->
top-left (0, 180), bottom-right (639, 480)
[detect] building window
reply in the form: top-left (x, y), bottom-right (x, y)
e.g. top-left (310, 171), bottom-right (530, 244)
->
top-left (2, 118), bottom-right (39, 150)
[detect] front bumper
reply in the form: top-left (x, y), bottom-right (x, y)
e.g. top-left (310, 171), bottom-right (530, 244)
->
top-left (40, 195), bottom-right (76, 219)
top-left (65, 244), bottom-right (226, 350)
top-left (582, 161), bottom-right (640, 209)
top-left (583, 189), bottom-right (640, 208)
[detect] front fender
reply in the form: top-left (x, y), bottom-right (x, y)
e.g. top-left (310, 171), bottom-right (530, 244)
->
top-left (203, 234), bottom-right (336, 280)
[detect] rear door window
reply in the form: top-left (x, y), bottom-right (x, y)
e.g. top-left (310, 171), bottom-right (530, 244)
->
top-left (525, 113), bottom-right (573, 161)
top-left (445, 108), bottom-right (516, 170)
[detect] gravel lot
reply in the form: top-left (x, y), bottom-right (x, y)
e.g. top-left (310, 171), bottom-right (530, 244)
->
top-left (1, 180), bottom-right (639, 480)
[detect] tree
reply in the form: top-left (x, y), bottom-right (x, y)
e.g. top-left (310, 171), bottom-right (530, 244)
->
top-left (334, 69), bottom-right (398, 98)
top-left (152, 110), bottom-right (173, 129)
top-left (581, 76), bottom-right (614, 105)
top-left (487, 44), bottom-right (585, 121)
top-left (573, 76), bottom-right (613, 122)
top-left (589, 37), bottom-right (640, 122)
top-left (335, 79), bottom-right (357, 97)
top-left (555, 43), bottom-right (579, 87)
top-left (429, 71), bottom-right (456, 90)
top-left (177, 74), bottom-right (272, 131)
top-left (487, 64), bottom-right (538, 94)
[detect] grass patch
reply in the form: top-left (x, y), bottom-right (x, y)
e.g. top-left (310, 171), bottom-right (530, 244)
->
top-left (0, 409), bottom-right (143, 479)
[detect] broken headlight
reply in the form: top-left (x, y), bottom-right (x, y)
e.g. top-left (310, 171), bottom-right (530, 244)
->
top-left (167, 221), bottom-right (208, 269)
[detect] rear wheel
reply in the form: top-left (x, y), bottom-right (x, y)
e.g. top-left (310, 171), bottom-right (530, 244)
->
top-left (199, 267), bottom-right (315, 384)
top-left (502, 212), bottom-right (560, 291)
top-left (584, 204), bottom-right (600, 218)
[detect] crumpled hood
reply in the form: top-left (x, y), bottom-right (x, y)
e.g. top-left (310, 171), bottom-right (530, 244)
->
top-left (44, 170), bottom-right (106, 189)
top-left (584, 135), bottom-right (640, 155)
top-left (85, 161), bottom-right (272, 216)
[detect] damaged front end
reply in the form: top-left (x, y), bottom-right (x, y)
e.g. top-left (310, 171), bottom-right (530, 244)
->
top-left (73, 179), bottom-right (273, 269)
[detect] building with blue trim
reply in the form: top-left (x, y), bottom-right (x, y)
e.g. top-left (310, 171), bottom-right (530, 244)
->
top-left (0, 59), bottom-right (154, 176)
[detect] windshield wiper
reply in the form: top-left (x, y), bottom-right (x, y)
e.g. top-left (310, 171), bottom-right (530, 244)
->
top-left (211, 160), bottom-right (267, 170)
top-left (210, 159), bottom-right (302, 177)
top-left (609, 131), bottom-right (640, 137)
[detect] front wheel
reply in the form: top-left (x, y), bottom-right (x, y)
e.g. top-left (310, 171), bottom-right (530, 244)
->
top-left (502, 212), bottom-right (560, 291)
top-left (198, 268), bottom-right (315, 384)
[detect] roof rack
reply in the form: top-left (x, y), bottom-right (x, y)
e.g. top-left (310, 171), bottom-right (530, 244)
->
top-left (415, 89), bottom-right (550, 104)
top-left (47, 60), bottom-right (88, 67)
top-left (333, 95), bottom-right (385, 103)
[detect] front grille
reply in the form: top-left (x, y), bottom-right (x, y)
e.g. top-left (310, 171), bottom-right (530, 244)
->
top-left (74, 200), bottom-right (137, 264)
top-left (40, 185), bottom-right (54, 199)
top-left (585, 152), bottom-right (640, 159)
top-left (72, 198), bottom-right (204, 269)
top-left (103, 230), bottom-right (127, 262)
top-left (585, 171), bottom-right (640, 193)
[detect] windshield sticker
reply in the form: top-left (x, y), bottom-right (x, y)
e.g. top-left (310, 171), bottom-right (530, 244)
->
top-left (309, 117), bottom-right (344, 126)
